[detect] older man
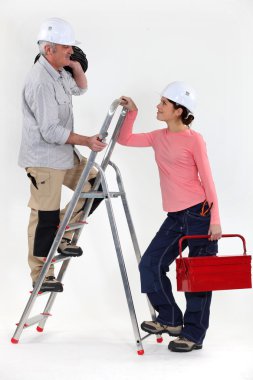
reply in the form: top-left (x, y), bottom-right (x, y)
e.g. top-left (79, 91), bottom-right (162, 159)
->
top-left (18, 18), bottom-right (106, 292)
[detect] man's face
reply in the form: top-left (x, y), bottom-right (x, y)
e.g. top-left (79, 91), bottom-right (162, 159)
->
top-left (45, 44), bottom-right (73, 70)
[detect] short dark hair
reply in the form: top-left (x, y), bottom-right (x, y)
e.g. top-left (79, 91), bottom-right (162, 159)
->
top-left (167, 99), bottom-right (194, 126)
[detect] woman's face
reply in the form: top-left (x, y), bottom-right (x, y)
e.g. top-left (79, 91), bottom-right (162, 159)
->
top-left (156, 97), bottom-right (181, 122)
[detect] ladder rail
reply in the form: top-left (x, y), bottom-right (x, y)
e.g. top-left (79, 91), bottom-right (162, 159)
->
top-left (12, 99), bottom-right (126, 342)
top-left (51, 99), bottom-right (127, 252)
top-left (108, 162), bottom-right (158, 324)
top-left (109, 161), bottom-right (142, 263)
top-left (71, 104), bottom-right (128, 245)
top-left (96, 163), bottom-right (144, 352)
top-left (11, 151), bottom-right (98, 341)
top-left (38, 98), bottom-right (125, 280)
top-left (43, 99), bottom-right (125, 263)
top-left (37, 259), bottom-right (72, 331)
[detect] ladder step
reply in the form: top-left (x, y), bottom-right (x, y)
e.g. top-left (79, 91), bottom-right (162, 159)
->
top-left (42, 254), bottom-right (71, 263)
top-left (140, 333), bottom-right (153, 342)
top-left (16, 313), bottom-right (51, 329)
top-left (65, 222), bottom-right (87, 231)
top-left (54, 254), bottom-right (71, 263)
top-left (43, 255), bottom-right (72, 263)
top-left (29, 290), bottom-right (49, 296)
top-left (79, 191), bottom-right (124, 199)
top-left (57, 221), bottom-right (87, 231)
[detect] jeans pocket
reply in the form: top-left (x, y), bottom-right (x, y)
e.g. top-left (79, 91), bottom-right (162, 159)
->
top-left (186, 212), bottom-right (211, 244)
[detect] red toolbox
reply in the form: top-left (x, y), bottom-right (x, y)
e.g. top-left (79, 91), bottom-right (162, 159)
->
top-left (176, 234), bottom-right (252, 292)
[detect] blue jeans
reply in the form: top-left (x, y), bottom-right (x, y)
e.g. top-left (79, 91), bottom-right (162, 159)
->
top-left (139, 202), bottom-right (218, 344)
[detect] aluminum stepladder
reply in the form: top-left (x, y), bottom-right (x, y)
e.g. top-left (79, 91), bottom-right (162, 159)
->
top-left (11, 99), bottom-right (163, 354)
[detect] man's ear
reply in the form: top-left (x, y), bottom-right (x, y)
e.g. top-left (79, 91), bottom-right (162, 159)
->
top-left (44, 44), bottom-right (52, 56)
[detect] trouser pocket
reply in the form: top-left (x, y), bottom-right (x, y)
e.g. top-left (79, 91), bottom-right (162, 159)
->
top-left (26, 167), bottom-right (64, 211)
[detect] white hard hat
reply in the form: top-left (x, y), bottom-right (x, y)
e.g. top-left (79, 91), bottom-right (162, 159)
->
top-left (161, 81), bottom-right (196, 114)
top-left (37, 17), bottom-right (80, 46)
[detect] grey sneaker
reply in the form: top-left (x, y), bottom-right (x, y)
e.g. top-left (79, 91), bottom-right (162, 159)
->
top-left (33, 276), bottom-right (63, 293)
top-left (58, 238), bottom-right (83, 257)
top-left (168, 336), bottom-right (202, 352)
top-left (141, 321), bottom-right (182, 336)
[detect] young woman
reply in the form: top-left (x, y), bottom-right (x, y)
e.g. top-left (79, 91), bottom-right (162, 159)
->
top-left (118, 81), bottom-right (222, 353)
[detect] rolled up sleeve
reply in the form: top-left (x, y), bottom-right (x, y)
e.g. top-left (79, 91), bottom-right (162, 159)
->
top-left (65, 71), bottom-right (87, 96)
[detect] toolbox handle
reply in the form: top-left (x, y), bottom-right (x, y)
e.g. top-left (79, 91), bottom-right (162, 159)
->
top-left (178, 234), bottom-right (247, 258)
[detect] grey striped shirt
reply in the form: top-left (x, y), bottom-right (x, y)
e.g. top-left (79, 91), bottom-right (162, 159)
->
top-left (18, 55), bottom-right (86, 169)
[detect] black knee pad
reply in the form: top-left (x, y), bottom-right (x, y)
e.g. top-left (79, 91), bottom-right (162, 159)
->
top-left (34, 210), bottom-right (60, 257)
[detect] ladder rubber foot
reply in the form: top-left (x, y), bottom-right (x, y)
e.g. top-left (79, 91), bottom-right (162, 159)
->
top-left (157, 337), bottom-right (163, 343)
top-left (36, 326), bottom-right (44, 333)
top-left (137, 349), bottom-right (144, 355)
top-left (11, 338), bottom-right (19, 344)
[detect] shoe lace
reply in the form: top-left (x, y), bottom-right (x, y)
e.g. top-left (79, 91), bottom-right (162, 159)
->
top-left (61, 238), bottom-right (71, 244)
top-left (61, 238), bottom-right (79, 248)
top-left (45, 276), bottom-right (56, 281)
top-left (61, 238), bottom-right (74, 247)
top-left (178, 336), bottom-right (190, 342)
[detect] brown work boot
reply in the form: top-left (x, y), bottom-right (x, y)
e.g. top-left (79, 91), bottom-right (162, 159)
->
top-left (33, 276), bottom-right (63, 293)
top-left (168, 336), bottom-right (202, 352)
top-left (58, 238), bottom-right (83, 257)
top-left (141, 320), bottom-right (182, 336)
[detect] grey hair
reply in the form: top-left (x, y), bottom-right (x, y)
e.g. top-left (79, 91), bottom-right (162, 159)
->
top-left (38, 40), bottom-right (57, 56)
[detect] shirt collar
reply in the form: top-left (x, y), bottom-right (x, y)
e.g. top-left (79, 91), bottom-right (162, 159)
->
top-left (39, 55), bottom-right (61, 81)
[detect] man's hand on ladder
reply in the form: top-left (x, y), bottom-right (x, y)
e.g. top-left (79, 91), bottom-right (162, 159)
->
top-left (87, 134), bottom-right (107, 151)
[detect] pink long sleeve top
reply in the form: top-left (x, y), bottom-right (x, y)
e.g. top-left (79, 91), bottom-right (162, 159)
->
top-left (117, 110), bottom-right (220, 225)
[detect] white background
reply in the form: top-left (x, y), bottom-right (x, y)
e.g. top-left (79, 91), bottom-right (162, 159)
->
top-left (1, 0), bottom-right (253, 379)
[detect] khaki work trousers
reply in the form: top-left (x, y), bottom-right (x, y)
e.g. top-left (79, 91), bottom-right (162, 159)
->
top-left (26, 156), bottom-right (97, 283)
